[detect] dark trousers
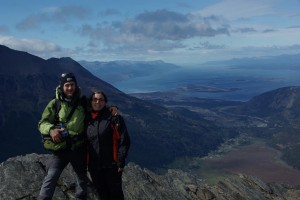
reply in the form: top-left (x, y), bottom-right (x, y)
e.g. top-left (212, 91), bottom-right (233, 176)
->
top-left (38, 148), bottom-right (87, 200)
top-left (89, 167), bottom-right (124, 200)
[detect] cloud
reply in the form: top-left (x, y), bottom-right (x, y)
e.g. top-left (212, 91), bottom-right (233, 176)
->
top-left (16, 5), bottom-right (90, 30)
top-left (98, 9), bottom-right (121, 17)
top-left (176, 2), bottom-right (192, 9)
top-left (128, 10), bottom-right (230, 40)
top-left (0, 35), bottom-right (63, 58)
top-left (262, 29), bottom-right (277, 33)
top-left (192, 41), bottom-right (226, 50)
top-left (287, 25), bottom-right (300, 29)
top-left (234, 27), bottom-right (257, 33)
top-left (79, 9), bottom-right (230, 53)
top-left (195, 0), bottom-right (278, 21)
top-left (0, 25), bottom-right (9, 34)
top-left (16, 15), bottom-right (44, 30)
top-left (122, 9), bottom-right (230, 40)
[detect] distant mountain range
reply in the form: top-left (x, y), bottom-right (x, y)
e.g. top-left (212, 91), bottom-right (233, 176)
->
top-left (79, 53), bottom-right (300, 102)
top-left (79, 54), bottom-right (300, 84)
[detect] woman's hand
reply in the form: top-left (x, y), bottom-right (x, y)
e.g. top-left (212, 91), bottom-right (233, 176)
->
top-left (110, 106), bottom-right (119, 116)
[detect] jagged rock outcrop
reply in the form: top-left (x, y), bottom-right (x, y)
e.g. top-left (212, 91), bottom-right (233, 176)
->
top-left (1, 154), bottom-right (300, 200)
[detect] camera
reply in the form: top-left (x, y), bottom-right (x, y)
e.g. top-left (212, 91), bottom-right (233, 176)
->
top-left (57, 123), bottom-right (69, 138)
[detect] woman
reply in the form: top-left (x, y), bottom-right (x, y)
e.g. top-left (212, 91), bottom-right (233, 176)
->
top-left (86, 91), bottom-right (130, 200)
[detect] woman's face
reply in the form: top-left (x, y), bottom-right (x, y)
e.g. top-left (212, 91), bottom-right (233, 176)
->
top-left (91, 93), bottom-right (106, 111)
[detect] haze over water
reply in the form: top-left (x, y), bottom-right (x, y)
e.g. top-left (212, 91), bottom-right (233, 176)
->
top-left (113, 66), bottom-right (300, 102)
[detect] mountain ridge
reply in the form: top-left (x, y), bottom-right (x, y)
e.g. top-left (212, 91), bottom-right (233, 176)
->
top-left (230, 86), bottom-right (300, 127)
top-left (0, 44), bottom-right (228, 169)
top-left (1, 153), bottom-right (300, 200)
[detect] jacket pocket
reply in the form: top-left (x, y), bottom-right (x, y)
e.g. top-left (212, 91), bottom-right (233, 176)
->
top-left (43, 139), bottom-right (67, 151)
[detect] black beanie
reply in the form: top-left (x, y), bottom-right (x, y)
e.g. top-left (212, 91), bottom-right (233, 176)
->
top-left (60, 73), bottom-right (77, 88)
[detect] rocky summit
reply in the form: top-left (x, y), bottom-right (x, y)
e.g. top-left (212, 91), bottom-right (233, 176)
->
top-left (1, 154), bottom-right (300, 200)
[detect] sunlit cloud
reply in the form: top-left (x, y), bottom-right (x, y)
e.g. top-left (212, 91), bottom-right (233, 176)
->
top-left (0, 35), bottom-right (62, 58)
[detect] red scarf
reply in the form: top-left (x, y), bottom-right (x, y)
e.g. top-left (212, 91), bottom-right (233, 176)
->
top-left (91, 111), bottom-right (100, 119)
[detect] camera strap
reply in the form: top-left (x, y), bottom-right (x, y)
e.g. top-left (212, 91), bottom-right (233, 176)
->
top-left (54, 99), bottom-right (79, 124)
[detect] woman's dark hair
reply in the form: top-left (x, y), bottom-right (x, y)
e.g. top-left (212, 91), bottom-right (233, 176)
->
top-left (89, 91), bottom-right (108, 103)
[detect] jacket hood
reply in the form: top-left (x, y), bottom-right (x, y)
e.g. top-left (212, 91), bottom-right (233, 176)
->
top-left (55, 86), bottom-right (82, 105)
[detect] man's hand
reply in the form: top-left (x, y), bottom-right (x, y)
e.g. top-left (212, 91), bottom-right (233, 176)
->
top-left (49, 128), bottom-right (63, 143)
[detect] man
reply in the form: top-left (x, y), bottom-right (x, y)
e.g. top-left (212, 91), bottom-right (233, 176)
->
top-left (38, 73), bottom-right (87, 200)
top-left (86, 91), bottom-right (130, 200)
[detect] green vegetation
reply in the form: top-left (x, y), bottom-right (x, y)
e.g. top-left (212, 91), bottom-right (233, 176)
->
top-left (267, 128), bottom-right (300, 169)
top-left (281, 145), bottom-right (300, 169)
top-left (165, 156), bottom-right (235, 185)
top-left (191, 161), bottom-right (236, 185)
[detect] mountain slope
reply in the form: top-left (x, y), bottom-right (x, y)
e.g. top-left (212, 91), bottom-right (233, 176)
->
top-left (0, 45), bottom-right (230, 168)
top-left (234, 86), bottom-right (300, 127)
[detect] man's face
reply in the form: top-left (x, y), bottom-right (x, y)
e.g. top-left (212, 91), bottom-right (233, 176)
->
top-left (92, 93), bottom-right (106, 111)
top-left (63, 81), bottom-right (76, 97)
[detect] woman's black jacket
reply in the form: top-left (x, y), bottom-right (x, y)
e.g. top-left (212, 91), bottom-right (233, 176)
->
top-left (86, 107), bottom-right (130, 170)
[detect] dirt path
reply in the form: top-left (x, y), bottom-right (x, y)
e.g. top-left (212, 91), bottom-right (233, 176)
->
top-left (205, 144), bottom-right (300, 185)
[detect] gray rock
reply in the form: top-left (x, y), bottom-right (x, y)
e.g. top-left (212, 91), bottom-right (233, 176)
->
top-left (1, 154), bottom-right (300, 200)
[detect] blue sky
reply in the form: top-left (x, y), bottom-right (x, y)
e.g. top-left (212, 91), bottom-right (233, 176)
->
top-left (0, 0), bottom-right (299, 66)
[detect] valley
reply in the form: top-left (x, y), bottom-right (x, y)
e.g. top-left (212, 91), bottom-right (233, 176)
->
top-left (204, 141), bottom-right (300, 185)
top-left (1, 45), bottom-right (300, 189)
top-left (129, 88), bottom-right (300, 185)
top-left (166, 135), bottom-right (300, 186)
